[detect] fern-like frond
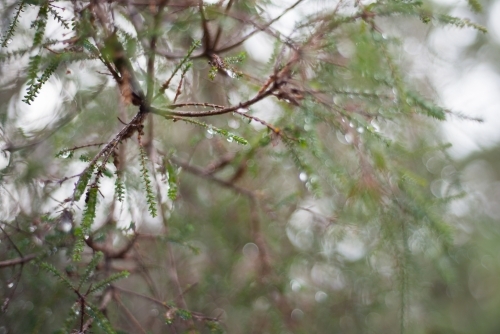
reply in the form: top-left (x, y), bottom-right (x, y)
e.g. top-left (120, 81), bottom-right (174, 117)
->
top-left (48, 6), bottom-right (71, 29)
top-left (23, 54), bottom-right (61, 104)
top-left (77, 251), bottom-right (103, 290)
top-left (0, 47), bottom-right (30, 63)
top-left (176, 117), bottom-right (248, 145)
top-left (1, 1), bottom-right (26, 48)
top-left (467, 0), bottom-right (482, 12)
top-left (89, 271), bottom-right (129, 294)
top-left (114, 172), bottom-right (125, 202)
top-left (139, 146), bottom-right (157, 217)
top-left (85, 303), bottom-right (116, 334)
top-left (159, 39), bottom-right (201, 93)
top-left (435, 15), bottom-right (487, 33)
top-left (74, 165), bottom-right (95, 201)
top-left (73, 185), bottom-right (98, 262)
top-left (32, 3), bottom-right (49, 46)
top-left (166, 161), bottom-right (178, 200)
top-left (25, 54), bottom-right (42, 87)
top-left (406, 91), bottom-right (446, 120)
top-left (39, 262), bottom-right (76, 291)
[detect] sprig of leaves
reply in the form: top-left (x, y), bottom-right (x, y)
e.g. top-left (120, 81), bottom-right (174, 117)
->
top-left (178, 117), bottom-right (248, 145)
top-left (139, 146), bottom-right (157, 217)
top-left (1, 1), bottom-right (26, 47)
top-left (73, 185), bottom-right (98, 261)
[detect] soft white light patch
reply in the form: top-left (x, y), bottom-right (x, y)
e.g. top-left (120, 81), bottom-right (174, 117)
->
top-left (16, 77), bottom-right (63, 134)
top-left (337, 231), bottom-right (365, 261)
top-left (244, 33), bottom-right (274, 63)
top-left (249, 98), bottom-right (282, 130)
top-left (431, 0), bottom-right (460, 7)
top-left (489, 1), bottom-right (500, 43)
top-left (439, 64), bottom-right (500, 158)
top-left (429, 24), bottom-right (477, 60)
top-left (264, 1), bottom-right (300, 37)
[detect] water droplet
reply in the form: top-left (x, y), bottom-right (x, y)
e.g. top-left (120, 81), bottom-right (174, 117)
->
top-left (61, 221), bottom-right (72, 233)
top-left (226, 136), bottom-right (234, 143)
top-left (6, 38), bottom-right (13, 45)
top-left (59, 150), bottom-right (72, 158)
top-left (344, 133), bottom-right (353, 144)
top-left (207, 125), bottom-right (214, 135)
top-left (290, 279), bottom-right (301, 292)
top-left (7, 282), bottom-right (14, 288)
top-left (349, 122), bottom-right (355, 128)
top-left (299, 172), bottom-right (308, 182)
top-left (228, 119), bottom-right (240, 129)
top-left (315, 291), bottom-right (328, 303)
top-left (242, 243), bottom-right (259, 259)
top-left (29, 226), bottom-right (37, 232)
top-left (291, 308), bottom-right (304, 320)
top-left (357, 127), bottom-right (364, 133)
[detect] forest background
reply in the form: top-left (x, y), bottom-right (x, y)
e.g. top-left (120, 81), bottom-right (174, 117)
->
top-left (1, 0), bottom-right (500, 333)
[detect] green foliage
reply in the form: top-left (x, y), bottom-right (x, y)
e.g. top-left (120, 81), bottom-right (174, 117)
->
top-left (86, 303), bottom-right (117, 334)
top-left (166, 160), bottom-right (178, 200)
top-left (114, 172), bottom-right (125, 202)
top-left (23, 53), bottom-right (61, 104)
top-left (435, 15), bottom-right (487, 33)
top-left (47, 6), bottom-right (71, 29)
top-left (0, 0), bottom-right (491, 333)
top-left (73, 185), bottom-right (98, 262)
top-left (406, 91), bottom-right (447, 120)
top-left (206, 321), bottom-right (224, 334)
top-left (89, 271), bottom-right (129, 294)
top-left (1, 1), bottom-right (26, 47)
top-left (39, 262), bottom-right (76, 291)
top-left (77, 251), bottom-right (103, 290)
top-left (139, 146), bottom-right (157, 218)
top-left (467, 0), bottom-right (483, 12)
top-left (55, 148), bottom-right (74, 159)
top-left (159, 39), bottom-right (201, 93)
top-left (177, 117), bottom-right (248, 145)
top-left (74, 165), bottom-right (95, 201)
top-left (0, 47), bottom-right (29, 62)
top-left (32, 3), bottom-right (48, 46)
top-left (207, 53), bottom-right (245, 80)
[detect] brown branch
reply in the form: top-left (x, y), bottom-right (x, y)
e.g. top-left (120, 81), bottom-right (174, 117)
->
top-left (146, 0), bottom-right (169, 102)
top-left (151, 84), bottom-right (276, 118)
top-left (85, 232), bottom-right (139, 259)
top-left (215, 0), bottom-right (304, 53)
top-left (114, 293), bottom-right (147, 334)
top-left (199, 0), bottom-right (212, 54)
top-left (0, 253), bottom-right (37, 269)
top-left (170, 156), bottom-right (255, 198)
top-left (212, 0), bottom-right (236, 49)
top-left (114, 286), bottom-right (219, 322)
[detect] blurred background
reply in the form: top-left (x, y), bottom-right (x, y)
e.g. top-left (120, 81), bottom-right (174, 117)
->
top-left (1, 0), bottom-right (500, 333)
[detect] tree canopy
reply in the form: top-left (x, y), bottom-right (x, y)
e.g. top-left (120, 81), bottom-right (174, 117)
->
top-left (0, 0), bottom-right (489, 333)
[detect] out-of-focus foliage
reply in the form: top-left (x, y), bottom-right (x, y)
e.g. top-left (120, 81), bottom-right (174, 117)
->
top-left (0, 0), bottom-right (488, 333)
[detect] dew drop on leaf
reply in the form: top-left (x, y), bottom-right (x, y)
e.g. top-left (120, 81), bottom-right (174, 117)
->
top-left (299, 172), bottom-right (308, 182)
